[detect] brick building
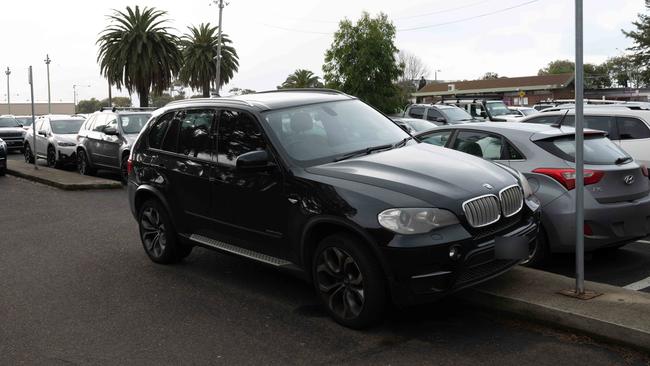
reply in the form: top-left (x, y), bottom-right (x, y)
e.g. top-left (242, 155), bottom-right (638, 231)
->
top-left (0, 102), bottom-right (75, 115)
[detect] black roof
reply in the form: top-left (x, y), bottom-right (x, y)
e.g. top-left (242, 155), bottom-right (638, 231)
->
top-left (164, 89), bottom-right (355, 112)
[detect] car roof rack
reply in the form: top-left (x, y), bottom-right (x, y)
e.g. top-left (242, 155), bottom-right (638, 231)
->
top-left (254, 88), bottom-right (349, 96)
top-left (99, 106), bottom-right (157, 112)
top-left (165, 98), bottom-right (256, 108)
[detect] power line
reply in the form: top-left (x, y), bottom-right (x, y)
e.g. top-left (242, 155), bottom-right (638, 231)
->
top-left (260, 23), bottom-right (331, 35)
top-left (393, 0), bottom-right (491, 20)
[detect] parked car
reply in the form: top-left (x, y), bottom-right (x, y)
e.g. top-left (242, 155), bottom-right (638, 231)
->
top-left (0, 137), bottom-right (6, 175)
top-left (438, 99), bottom-right (521, 122)
top-left (76, 108), bottom-right (152, 183)
top-left (403, 104), bottom-right (480, 124)
top-left (390, 116), bottom-right (436, 134)
top-left (0, 115), bottom-right (26, 152)
top-left (14, 115), bottom-right (34, 130)
top-left (23, 115), bottom-right (85, 168)
top-left (416, 123), bottom-right (650, 265)
top-left (127, 90), bottom-right (541, 328)
top-left (520, 109), bottom-right (650, 168)
top-left (508, 106), bottom-right (539, 117)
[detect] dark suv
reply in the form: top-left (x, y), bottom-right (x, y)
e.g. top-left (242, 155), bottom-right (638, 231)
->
top-left (127, 90), bottom-right (541, 328)
top-left (76, 108), bottom-right (152, 182)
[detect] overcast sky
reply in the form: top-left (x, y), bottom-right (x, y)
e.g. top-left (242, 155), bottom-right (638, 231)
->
top-left (0, 0), bottom-right (646, 105)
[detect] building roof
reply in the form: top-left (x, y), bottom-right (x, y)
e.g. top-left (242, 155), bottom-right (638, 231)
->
top-left (413, 73), bottom-right (574, 97)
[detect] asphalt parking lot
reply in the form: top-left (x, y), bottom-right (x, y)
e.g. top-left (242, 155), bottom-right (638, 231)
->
top-left (1, 168), bottom-right (650, 364)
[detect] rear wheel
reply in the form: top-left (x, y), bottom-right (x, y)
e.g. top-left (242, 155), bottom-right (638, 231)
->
top-left (23, 143), bottom-right (34, 163)
top-left (77, 150), bottom-right (96, 176)
top-left (312, 233), bottom-right (388, 329)
top-left (138, 199), bottom-right (192, 264)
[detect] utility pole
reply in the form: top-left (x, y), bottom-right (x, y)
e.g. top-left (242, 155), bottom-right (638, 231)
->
top-left (45, 54), bottom-right (52, 114)
top-left (574, 0), bottom-right (585, 296)
top-left (214, 0), bottom-right (225, 97)
top-left (5, 67), bottom-right (10, 114)
top-left (29, 66), bottom-right (37, 170)
top-left (434, 69), bottom-right (441, 82)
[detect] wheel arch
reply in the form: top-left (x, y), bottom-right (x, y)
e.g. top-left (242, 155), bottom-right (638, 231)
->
top-left (133, 185), bottom-right (177, 226)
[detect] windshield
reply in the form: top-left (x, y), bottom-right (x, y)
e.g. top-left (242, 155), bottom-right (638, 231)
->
top-left (536, 134), bottom-right (630, 165)
top-left (15, 117), bottom-right (33, 126)
top-left (262, 100), bottom-right (410, 166)
top-left (0, 117), bottom-right (20, 127)
top-left (486, 101), bottom-right (516, 117)
top-left (51, 119), bottom-right (85, 134)
top-left (120, 114), bottom-right (151, 134)
top-left (441, 108), bottom-right (475, 123)
top-left (520, 108), bottom-right (538, 116)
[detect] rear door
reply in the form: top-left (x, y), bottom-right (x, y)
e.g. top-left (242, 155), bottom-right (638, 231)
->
top-left (615, 116), bottom-right (650, 167)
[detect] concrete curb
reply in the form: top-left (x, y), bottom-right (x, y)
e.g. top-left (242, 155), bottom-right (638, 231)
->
top-left (7, 164), bottom-right (122, 191)
top-left (458, 267), bottom-right (650, 352)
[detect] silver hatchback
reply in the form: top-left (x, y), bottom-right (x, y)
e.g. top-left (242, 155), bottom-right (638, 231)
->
top-left (416, 122), bottom-right (650, 265)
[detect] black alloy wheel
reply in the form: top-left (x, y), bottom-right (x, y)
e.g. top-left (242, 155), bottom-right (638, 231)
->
top-left (313, 234), bottom-right (387, 329)
top-left (77, 150), bottom-right (95, 176)
top-left (138, 199), bottom-right (192, 264)
top-left (24, 143), bottom-right (34, 163)
top-left (120, 155), bottom-right (129, 185)
top-left (46, 146), bottom-right (57, 168)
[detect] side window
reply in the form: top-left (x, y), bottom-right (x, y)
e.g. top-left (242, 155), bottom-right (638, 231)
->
top-left (426, 108), bottom-right (444, 122)
top-left (83, 116), bottom-right (96, 132)
top-left (178, 109), bottom-right (215, 160)
top-left (34, 119), bottom-right (44, 132)
top-left (148, 112), bottom-right (175, 150)
top-left (505, 142), bottom-right (525, 160)
top-left (420, 130), bottom-right (452, 147)
top-left (453, 131), bottom-right (504, 160)
top-left (93, 114), bottom-right (108, 132)
top-left (617, 117), bottom-right (650, 140)
top-left (217, 110), bottom-right (266, 167)
top-left (408, 107), bottom-right (425, 119)
top-left (584, 115), bottom-right (617, 139)
top-left (525, 115), bottom-right (572, 125)
top-left (105, 114), bottom-right (118, 130)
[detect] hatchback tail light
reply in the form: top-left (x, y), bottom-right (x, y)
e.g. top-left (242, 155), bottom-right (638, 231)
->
top-left (641, 164), bottom-right (649, 177)
top-left (532, 168), bottom-right (604, 190)
top-left (127, 159), bottom-right (133, 175)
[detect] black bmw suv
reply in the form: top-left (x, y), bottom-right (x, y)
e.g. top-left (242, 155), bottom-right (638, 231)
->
top-left (127, 90), bottom-right (541, 328)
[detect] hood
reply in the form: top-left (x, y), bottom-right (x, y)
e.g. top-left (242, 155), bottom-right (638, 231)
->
top-left (306, 143), bottom-right (518, 210)
top-left (0, 126), bottom-right (25, 137)
top-left (53, 133), bottom-right (78, 144)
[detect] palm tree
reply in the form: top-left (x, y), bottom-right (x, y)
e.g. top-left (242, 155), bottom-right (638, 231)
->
top-left (97, 6), bottom-right (181, 107)
top-left (179, 23), bottom-right (239, 97)
top-left (280, 69), bottom-right (323, 88)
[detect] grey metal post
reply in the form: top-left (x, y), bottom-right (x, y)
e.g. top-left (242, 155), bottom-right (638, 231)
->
top-left (73, 85), bottom-right (77, 114)
top-left (575, 0), bottom-right (585, 294)
top-left (45, 54), bottom-right (51, 114)
top-left (108, 82), bottom-right (112, 107)
top-left (29, 66), bottom-right (37, 170)
top-left (5, 67), bottom-right (10, 114)
top-left (214, 0), bottom-right (224, 97)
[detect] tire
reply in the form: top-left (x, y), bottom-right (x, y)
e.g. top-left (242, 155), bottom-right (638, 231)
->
top-left (120, 154), bottom-right (129, 185)
top-left (46, 145), bottom-right (60, 168)
top-left (521, 227), bottom-right (550, 267)
top-left (0, 167), bottom-right (5, 176)
top-left (24, 143), bottom-right (35, 163)
top-left (312, 233), bottom-right (388, 329)
top-left (77, 150), bottom-right (96, 176)
top-left (138, 199), bottom-right (192, 264)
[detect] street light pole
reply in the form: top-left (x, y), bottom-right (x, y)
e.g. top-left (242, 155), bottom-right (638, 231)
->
top-left (574, 0), bottom-right (585, 295)
top-left (435, 69), bottom-right (441, 82)
top-left (45, 54), bottom-right (52, 114)
top-left (5, 67), bottom-right (10, 114)
top-left (214, 0), bottom-right (225, 97)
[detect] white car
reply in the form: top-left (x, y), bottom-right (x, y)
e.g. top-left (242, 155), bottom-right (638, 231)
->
top-left (23, 115), bottom-right (85, 168)
top-left (520, 108), bottom-right (650, 168)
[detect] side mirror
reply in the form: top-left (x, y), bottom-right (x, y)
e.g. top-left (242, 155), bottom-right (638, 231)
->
top-left (236, 150), bottom-right (271, 169)
top-left (435, 117), bottom-right (447, 124)
top-left (38, 130), bottom-right (48, 137)
top-left (104, 126), bottom-right (118, 136)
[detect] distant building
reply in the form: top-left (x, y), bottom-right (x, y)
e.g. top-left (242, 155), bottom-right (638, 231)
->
top-left (0, 102), bottom-right (75, 115)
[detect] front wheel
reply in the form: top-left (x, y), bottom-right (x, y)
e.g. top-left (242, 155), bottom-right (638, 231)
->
top-left (24, 143), bottom-right (34, 163)
top-left (47, 146), bottom-right (60, 168)
top-left (138, 199), bottom-right (192, 264)
top-left (120, 154), bottom-right (129, 185)
top-left (77, 150), bottom-right (96, 176)
top-left (312, 233), bottom-right (388, 329)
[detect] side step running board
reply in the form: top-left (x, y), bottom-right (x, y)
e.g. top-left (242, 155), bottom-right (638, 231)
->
top-left (189, 234), bottom-right (294, 268)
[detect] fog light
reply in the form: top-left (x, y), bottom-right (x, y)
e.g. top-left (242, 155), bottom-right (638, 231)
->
top-left (449, 245), bottom-right (462, 261)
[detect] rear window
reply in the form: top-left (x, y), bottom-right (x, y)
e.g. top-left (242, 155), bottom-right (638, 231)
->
top-left (535, 134), bottom-right (630, 165)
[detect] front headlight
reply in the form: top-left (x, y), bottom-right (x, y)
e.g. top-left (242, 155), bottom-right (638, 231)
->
top-left (0, 141), bottom-right (6, 150)
top-left (378, 208), bottom-right (459, 235)
top-left (57, 142), bottom-right (76, 147)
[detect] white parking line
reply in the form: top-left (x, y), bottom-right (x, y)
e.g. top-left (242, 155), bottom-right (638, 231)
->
top-left (636, 240), bottom-right (650, 244)
top-left (623, 276), bottom-right (650, 291)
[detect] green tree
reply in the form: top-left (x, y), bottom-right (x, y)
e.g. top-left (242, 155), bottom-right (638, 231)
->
top-left (100, 96), bottom-right (132, 108)
top-left (537, 59), bottom-right (575, 75)
top-left (150, 92), bottom-right (184, 108)
top-left (229, 87), bottom-right (256, 95)
top-left (481, 72), bottom-right (500, 80)
top-left (323, 12), bottom-right (403, 113)
top-left (97, 6), bottom-right (182, 107)
top-left (623, 11), bottom-right (650, 66)
top-left (583, 63), bottom-right (612, 88)
top-left (76, 98), bottom-right (103, 113)
top-left (279, 69), bottom-right (323, 88)
top-left (179, 23), bottom-right (239, 97)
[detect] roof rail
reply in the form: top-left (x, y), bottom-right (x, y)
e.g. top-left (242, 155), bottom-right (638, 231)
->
top-left (165, 97), bottom-right (255, 108)
top-left (99, 106), bottom-right (157, 112)
top-left (254, 88), bottom-right (349, 96)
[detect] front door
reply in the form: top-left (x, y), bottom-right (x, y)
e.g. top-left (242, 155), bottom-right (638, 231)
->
top-left (212, 109), bottom-right (287, 258)
top-left (101, 115), bottom-right (121, 168)
top-left (616, 116), bottom-right (650, 167)
top-left (34, 119), bottom-right (49, 157)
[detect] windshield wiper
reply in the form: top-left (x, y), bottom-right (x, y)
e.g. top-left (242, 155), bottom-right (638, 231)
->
top-left (334, 143), bottom-right (393, 162)
top-left (615, 156), bottom-right (633, 165)
top-left (393, 136), bottom-right (413, 148)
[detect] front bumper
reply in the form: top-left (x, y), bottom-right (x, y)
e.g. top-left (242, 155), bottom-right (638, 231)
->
top-left (543, 192), bottom-right (650, 252)
top-left (3, 138), bottom-right (23, 150)
top-left (382, 212), bottom-right (540, 306)
top-left (56, 146), bottom-right (77, 165)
